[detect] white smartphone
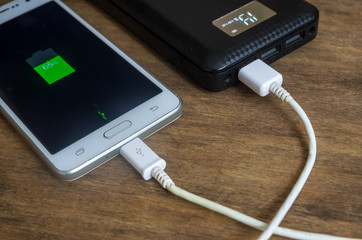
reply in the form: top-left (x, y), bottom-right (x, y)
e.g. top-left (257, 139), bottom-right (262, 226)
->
top-left (0, 0), bottom-right (182, 180)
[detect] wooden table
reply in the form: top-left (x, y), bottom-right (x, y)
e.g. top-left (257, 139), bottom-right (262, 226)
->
top-left (1, 0), bottom-right (361, 239)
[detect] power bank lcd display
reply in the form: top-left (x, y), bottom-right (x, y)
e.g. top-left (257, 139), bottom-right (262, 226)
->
top-left (212, 1), bottom-right (277, 37)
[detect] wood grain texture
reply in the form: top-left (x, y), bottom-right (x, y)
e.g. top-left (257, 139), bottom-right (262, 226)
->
top-left (0, 0), bottom-right (361, 239)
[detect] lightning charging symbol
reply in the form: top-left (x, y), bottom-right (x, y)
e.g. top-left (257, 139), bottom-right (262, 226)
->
top-left (97, 111), bottom-right (108, 121)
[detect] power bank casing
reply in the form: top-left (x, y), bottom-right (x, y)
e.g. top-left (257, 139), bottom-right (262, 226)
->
top-left (92, 0), bottom-right (319, 91)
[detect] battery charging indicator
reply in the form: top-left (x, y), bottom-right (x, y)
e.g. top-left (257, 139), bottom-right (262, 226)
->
top-left (26, 48), bottom-right (75, 84)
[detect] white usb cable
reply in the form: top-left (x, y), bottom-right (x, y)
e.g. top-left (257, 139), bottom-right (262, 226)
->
top-left (238, 59), bottom-right (317, 240)
top-left (120, 59), bottom-right (360, 240)
top-left (120, 138), bottom-right (358, 240)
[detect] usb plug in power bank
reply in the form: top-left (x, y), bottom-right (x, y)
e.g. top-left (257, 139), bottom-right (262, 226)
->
top-left (92, 0), bottom-right (319, 91)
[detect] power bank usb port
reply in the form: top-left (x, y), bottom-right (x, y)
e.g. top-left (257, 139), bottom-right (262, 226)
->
top-left (261, 46), bottom-right (280, 60)
top-left (286, 32), bottom-right (304, 48)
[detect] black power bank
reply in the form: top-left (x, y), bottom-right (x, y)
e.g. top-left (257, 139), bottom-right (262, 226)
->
top-left (92, 0), bottom-right (319, 91)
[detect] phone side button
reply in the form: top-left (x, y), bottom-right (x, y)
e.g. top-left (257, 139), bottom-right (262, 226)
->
top-left (103, 120), bottom-right (132, 139)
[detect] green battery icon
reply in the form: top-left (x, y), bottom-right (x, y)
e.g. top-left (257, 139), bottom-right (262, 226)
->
top-left (26, 48), bottom-right (75, 85)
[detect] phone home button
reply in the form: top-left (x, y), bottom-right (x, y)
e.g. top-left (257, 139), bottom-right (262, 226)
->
top-left (103, 120), bottom-right (132, 139)
top-left (75, 148), bottom-right (85, 156)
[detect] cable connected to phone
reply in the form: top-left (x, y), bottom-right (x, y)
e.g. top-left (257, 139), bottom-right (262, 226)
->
top-left (120, 59), bottom-right (360, 240)
top-left (152, 167), bottom-right (359, 240)
top-left (121, 142), bottom-right (357, 240)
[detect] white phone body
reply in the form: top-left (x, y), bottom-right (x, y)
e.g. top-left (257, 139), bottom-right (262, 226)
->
top-left (0, 0), bottom-right (182, 180)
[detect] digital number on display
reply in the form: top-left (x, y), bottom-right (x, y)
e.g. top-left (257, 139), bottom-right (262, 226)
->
top-left (212, 1), bottom-right (276, 37)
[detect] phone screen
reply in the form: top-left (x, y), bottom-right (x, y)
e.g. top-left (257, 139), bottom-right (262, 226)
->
top-left (0, 2), bottom-right (162, 154)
